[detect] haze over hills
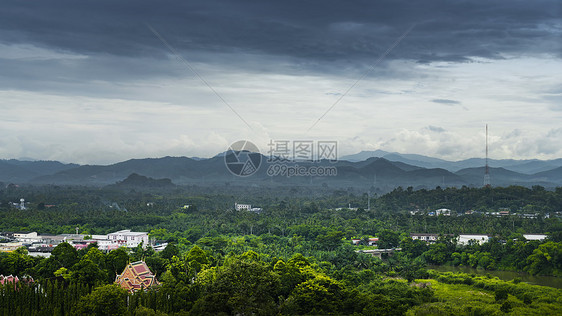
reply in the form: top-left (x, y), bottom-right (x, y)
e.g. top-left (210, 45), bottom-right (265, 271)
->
top-left (340, 150), bottom-right (562, 174)
top-left (0, 159), bottom-right (79, 183)
top-left (1, 151), bottom-right (561, 191)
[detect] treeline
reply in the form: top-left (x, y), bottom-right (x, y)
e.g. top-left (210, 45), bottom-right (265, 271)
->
top-left (400, 235), bottom-right (562, 276)
top-left (0, 200), bottom-right (560, 240)
top-left (378, 185), bottom-right (562, 213)
top-left (2, 183), bottom-right (562, 216)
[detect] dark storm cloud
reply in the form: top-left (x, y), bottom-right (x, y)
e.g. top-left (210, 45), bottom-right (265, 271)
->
top-left (1, 0), bottom-right (560, 67)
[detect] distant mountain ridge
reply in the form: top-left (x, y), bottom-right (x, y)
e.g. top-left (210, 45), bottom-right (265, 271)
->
top-left (340, 151), bottom-right (562, 174)
top-left (0, 159), bottom-right (78, 183)
top-left (1, 151), bottom-right (561, 190)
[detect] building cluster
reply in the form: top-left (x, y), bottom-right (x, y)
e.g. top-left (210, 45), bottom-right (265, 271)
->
top-left (351, 233), bottom-right (548, 248)
top-left (410, 208), bottom-right (451, 216)
top-left (409, 233), bottom-right (492, 245)
top-left (410, 207), bottom-right (555, 219)
top-left (410, 233), bottom-right (547, 245)
top-left (9, 198), bottom-right (26, 210)
top-left (1, 259), bottom-right (159, 294)
top-left (0, 229), bottom-right (155, 254)
top-left (0, 274), bottom-right (33, 285)
top-left (351, 237), bottom-right (379, 246)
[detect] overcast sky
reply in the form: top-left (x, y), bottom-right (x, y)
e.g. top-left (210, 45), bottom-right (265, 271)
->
top-left (0, 0), bottom-right (561, 164)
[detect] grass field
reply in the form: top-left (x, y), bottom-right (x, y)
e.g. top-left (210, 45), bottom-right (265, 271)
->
top-left (406, 278), bottom-right (562, 315)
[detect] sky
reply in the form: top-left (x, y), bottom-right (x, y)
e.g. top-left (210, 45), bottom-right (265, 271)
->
top-left (0, 0), bottom-right (561, 165)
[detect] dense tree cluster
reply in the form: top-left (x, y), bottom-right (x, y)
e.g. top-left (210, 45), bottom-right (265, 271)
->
top-left (399, 235), bottom-right (562, 276)
top-left (0, 242), bottom-right (436, 315)
top-left (1, 239), bottom-right (561, 315)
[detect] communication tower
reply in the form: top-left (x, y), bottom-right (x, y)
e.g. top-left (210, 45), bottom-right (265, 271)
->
top-left (484, 124), bottom-right (491, 187)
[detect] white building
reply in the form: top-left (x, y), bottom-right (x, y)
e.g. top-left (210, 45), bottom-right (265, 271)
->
top-left (0, 242), bottom-right (24, 252)
top-left (367, 237), bottom-right (379, 246)
top-left (435, 208), bottom-right (452, 216)
top-left (13, 232), bottom-right (38, 243)
top-left (79, 234), bottom-right (121, 251)
top-left (411, 233), bottom-right (439, 243)
top-left (458, 234), bottom-right (490, 245)
top-left (38, 234), bottom-right (65, 245)
top-left (91, 239), bottom-right (124, 251)
top-left (107, 230), bottom-right (149, 248)
top-left (235, 203), bottom-right (252, 211)
top-left (523, 234), bottom-right (547, 241)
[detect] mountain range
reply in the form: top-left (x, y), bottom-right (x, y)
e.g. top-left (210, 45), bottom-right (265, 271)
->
top-left (340, 150), bottom-right (562, 174)
top-left (0, 159), bottom-right (79, 183)
top-left (1, 150), bottom-right (561, 190)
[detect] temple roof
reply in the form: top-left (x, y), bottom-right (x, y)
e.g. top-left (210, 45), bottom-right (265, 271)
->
top-left (115, 261), bottom-right (159, 293)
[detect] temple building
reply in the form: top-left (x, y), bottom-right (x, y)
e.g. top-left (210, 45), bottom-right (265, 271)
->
top-left (115, 261), bottom-right (159, 293)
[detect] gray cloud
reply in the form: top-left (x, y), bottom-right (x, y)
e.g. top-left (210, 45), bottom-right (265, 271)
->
top-left (431, 99), bottom-right (469, 111)
top-left (431, 99), bottom-right (461, 105)
top-left (1, 0), bottom-right (560, 65)
top-left (427, 125), bottom-right (446, 133)
top-left (1, 0), bottom-right (561, 163)
top-left (1, 0), bottom-right (560, 98)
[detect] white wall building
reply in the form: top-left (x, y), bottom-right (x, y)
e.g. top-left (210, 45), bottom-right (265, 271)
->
top-left (411, 233), bottom-right (439, 243)
top-left (91, 239), bottom-right (124, 251)
top-left (458, 234), bottom-right (490, 245)
top-left (13, 232), bottom-right (37, 239)
top-left (0, 242), bottom-right (24, 252)
top-left (107, 230), bottom-right (149, 248)
top-left (523, 234), bottom-right (547, 241)
top-left (235, 203), bottom-right (252, 211)
top-left (13, 232), bottom-right (39, 243)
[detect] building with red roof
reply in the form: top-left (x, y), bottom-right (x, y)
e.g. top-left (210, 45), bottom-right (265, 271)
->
top-left (0, 274), bottom-right (33, 286)
top-left (114, 261), bottom-right (159, 293)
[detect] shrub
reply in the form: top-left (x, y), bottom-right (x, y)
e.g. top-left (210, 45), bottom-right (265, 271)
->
top-left (495, 288), bottom-right (508, 302)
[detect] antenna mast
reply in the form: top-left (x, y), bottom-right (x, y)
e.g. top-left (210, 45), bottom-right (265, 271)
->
top-left (484, 124), bottom-right (491, 187)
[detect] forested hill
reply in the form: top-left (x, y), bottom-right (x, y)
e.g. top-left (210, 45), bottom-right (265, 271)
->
top-left (0, 159), bottom-right (78, 183)
top-left (109, 173), bottom-right (176, 189)
top-left (1, 154), bottom-right (562, 189)
top-left (341, 150), bottom-right (562, 173)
